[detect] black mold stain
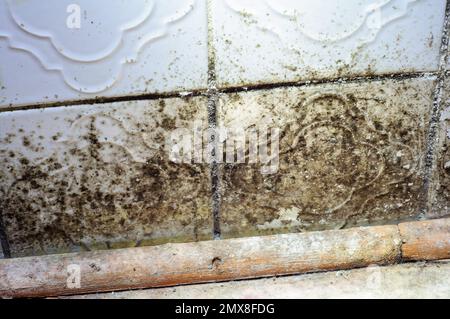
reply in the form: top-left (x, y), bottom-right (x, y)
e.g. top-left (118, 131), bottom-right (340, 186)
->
top-left (0, 100), bottom-right (212, 257)
top-left (220, 80), bottom-right (433, 237)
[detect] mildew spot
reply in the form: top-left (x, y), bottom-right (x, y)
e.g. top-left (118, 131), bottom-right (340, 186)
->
top-left (431, 79), bottom-right (450, 218)
top-left (219, 77), bottom-right (435, 238)
top-left (0, 97), bottom-right (212, 257)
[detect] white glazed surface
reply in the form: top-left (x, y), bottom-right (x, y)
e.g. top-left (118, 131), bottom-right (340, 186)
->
top-left (211, 0), bottom-right (446, 87)
top-left (0, 0), bottom-right (208, 107)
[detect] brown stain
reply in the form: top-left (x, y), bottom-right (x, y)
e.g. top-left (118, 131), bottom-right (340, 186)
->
top-left (0, 98), bottom-right (212, 257)
top-left (219, 78), bottom-right (434, 238)
top-left (430, 79), bottom-right (450, 218)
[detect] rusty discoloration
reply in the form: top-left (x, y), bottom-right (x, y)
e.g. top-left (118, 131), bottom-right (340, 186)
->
top-left (218, 78), bottom-right (435, 238)
top-left (0, 97), bottom-right (212, 257)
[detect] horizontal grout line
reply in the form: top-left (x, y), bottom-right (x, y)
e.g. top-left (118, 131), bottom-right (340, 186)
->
top-left (0, 89), bottom-right (208, 113)
top-left (219, 71), bottom-right (439, 94)
top-left (0, 71), bottom-right (439, 113)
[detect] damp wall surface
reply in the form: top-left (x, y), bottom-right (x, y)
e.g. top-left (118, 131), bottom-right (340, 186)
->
top-left (0, 0), bottom-right (449, 257)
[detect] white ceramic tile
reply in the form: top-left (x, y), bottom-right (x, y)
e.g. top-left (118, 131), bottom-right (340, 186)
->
top-left (0, 97), bottom-right (212, 257)
top-left (211, 0), bottom-right (446, 88)
top-left (0, 0), bottom-right (208, 108)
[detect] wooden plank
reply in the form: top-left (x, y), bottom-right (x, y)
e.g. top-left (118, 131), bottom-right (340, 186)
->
top-left (399, 218), bottom-right (450, 261)
top-left (0, 225), bottom-right (401, 298)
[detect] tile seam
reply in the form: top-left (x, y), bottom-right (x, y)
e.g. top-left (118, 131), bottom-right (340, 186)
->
top-left (0, 89), bottom-right (208, 113)
top-left (219, 71), bottom-right (438, 94)
top-left (423, 0), bottom-right (450, 217)
top-left (0, 72), bottom-right (438, 114)
top-left (0, 210), bottom-right (11, 258)
top-left (206, 0), bottom-right (221, 240)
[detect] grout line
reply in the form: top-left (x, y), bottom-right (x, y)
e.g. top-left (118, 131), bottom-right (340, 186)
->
top-left (423, 0), bottom-right (450, 218)
top-left (219, 71), bottom-right (438, 94)
top-left (0, 89), bottom-right (207, 113)
top-left (0, 212), bottom-right (11, 258)
top-left (206, 0), bottom-right (221, 240)
top-left (0, 71), bottom-right (439, 114)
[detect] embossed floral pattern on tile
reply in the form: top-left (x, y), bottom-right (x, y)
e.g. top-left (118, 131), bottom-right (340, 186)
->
top-left (211, 0), bottom-right (445, 88)
top-left (218, 77), bottom-right (435, 238)
top-left (0, 97), bottom-right (212, 257)
top-left (0, 0), bottom-right (207, 107)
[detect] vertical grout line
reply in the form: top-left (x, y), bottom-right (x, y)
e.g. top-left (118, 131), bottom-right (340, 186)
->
top-left (423, 0), bottom-right (450, 218)
top-left (0, 211), bottom-right (11, 258)
top-left (206, 0), bottom-right (221, 239)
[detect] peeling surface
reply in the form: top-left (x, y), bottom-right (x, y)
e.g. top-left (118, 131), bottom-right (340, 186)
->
top-left (218, 77), bottom-right (436, 238)
top-left (0, 97), bottom-right (212, 257)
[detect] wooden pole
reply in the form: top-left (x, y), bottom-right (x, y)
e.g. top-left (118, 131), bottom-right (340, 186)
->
top-left (0, 218), bottom-right (448, 298)
top-left (399, 218), bottom-right (450, 261)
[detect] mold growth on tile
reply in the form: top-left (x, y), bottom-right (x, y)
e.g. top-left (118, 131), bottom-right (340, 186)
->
top-left (0, 97), bottom-right (212, 257)
top-left (217, 77), bottom-right (436, 238)
top-left (211, 0), bottom-right (445, 88)
top-left (430, 77), bottom-right (450, 218)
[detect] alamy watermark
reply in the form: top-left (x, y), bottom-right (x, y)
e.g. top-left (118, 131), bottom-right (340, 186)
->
top-left (66, 4), bottom-right (81, 29)
top-left (167, 122), bottom-right (280, 174)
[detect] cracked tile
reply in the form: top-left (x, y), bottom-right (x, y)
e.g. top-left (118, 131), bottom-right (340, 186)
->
top-left (0, 0), bottom-right (208, 108)
top-left (210, 0), bottom-right (445, 88)
top-left (0, 97), bottom-right (212, 257)
top-left (217, 77), bottom-right (435, 238)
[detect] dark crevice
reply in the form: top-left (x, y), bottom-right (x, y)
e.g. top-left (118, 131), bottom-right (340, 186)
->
top-left (0, 72), bottom-right (438, 114)
top-left (207, 0), bottom-right (221, 240)
top-left (0, 211), bottom-right (11, 258)
top-left (423, 0), bottom-right (450, 217)
top-left (208, 92), bottom-right (221, 240)
top-left (0, 89), bottom-right (207, 113)
top-left (220, 71), bottom-right (438, 95)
